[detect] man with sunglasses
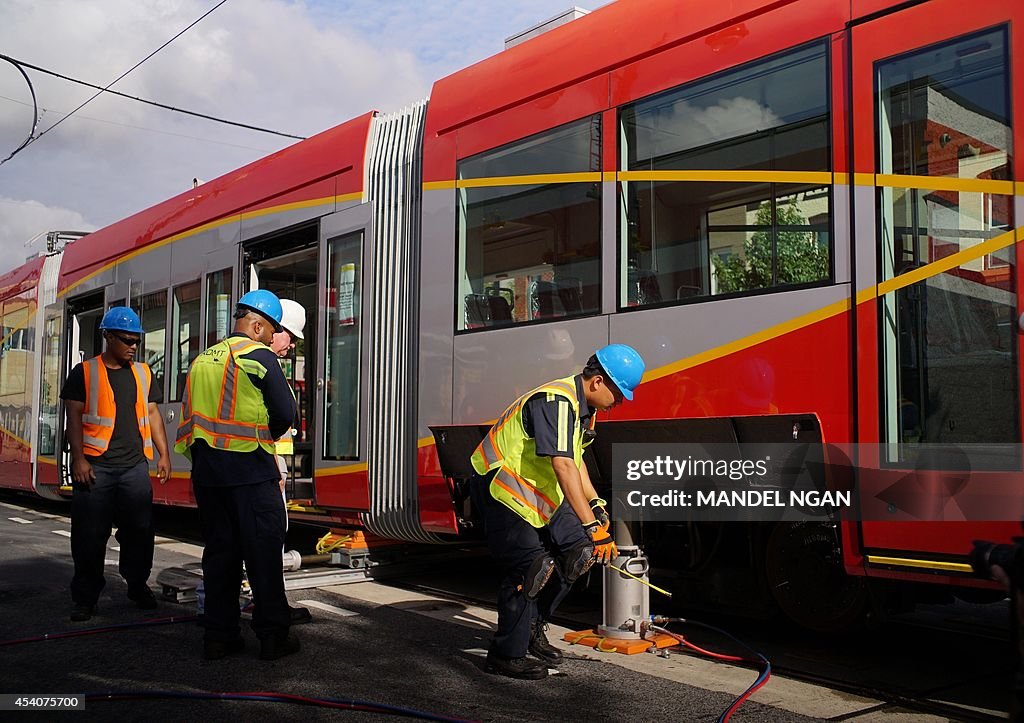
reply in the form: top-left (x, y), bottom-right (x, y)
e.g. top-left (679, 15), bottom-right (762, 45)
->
top-left (468, 344), bottom-right (645, 680)
top-left (60, 306), bottom-right (171, 623)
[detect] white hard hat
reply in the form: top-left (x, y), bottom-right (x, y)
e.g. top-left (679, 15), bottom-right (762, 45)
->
top-left (279, 299), bottom-right (306, 339)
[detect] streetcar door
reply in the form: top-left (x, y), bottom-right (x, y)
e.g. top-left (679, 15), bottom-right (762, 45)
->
top-left (850, 0), bottom-right (1022, 563)
top-left (315, 205), bottom-right (371, 511)
top-left (34, 304), bottom-right (66, 494)
top-left (57, 293), bottom-right (105, 487)
top-left (242, 227), bottom-right (320, 501)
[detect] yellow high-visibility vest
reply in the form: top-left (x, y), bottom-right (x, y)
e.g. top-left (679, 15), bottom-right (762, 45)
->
top-left (471, 375), bottom-right (595, 528)
top-left (174, 336), bottom-right (276, 460)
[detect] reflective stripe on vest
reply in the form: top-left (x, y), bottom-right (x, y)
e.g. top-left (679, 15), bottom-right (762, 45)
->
top-left (470, 375), bottom-right (592, 528)
top-left (275, 432), bottom-right (294, 456)
top-left (174, 336), bottom-right (277, 460)
top-left (81, 357), bottom-right (154, 460)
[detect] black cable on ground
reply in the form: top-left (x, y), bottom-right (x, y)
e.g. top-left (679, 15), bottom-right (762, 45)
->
top-left (85, 690), bottom-right (476, 722)
top-left (0, 614), bottom-right (199, 647)
top-left (650, 617), bottom-right (771, 723)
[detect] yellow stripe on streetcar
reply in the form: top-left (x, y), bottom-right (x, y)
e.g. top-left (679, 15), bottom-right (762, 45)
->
top-left (866, 555), bottom-right (973, 574)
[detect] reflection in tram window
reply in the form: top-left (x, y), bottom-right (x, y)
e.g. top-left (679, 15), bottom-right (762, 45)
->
top-left (457, 116), bottom-right (602, 330)
top-left (620, 42), bottom-right (831, 307)
top-left (133, 290), bottom-right (167, 396)
top-left (205, 268), bottom-right (233, 348)
top-left (876, 27), bottom-right (1017, 464)
top-left (39, 314), bottom-right (61, 456)
top-left (171, 281), bottom-right (201, 401)
top-left (0, 297), bottom-right (34, 458)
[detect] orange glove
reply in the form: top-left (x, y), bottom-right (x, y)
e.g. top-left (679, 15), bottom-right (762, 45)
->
top-left (589, 497), bottom-right (610, 532)
top-left (588, 528), bottom-right (617, 565)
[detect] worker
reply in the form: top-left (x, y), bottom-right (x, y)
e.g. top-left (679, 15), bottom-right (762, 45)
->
top-left (175, 289), bottom-right (299, 661)
top-left (269, 298), bottom-right (312, 625)
top-left (61, 306), bottom-right (171, 622)
top-left (469, 344), bottom-right (645, 679)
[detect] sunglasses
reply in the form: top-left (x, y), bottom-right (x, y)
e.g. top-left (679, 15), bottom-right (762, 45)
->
top-left (605, 377), bottom-right (624, 403)
top-left (110, 332), bottom-right (141, 348)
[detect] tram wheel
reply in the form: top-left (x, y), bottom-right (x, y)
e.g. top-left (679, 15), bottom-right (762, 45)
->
top-left (765, 522), bottom-right (867, 632)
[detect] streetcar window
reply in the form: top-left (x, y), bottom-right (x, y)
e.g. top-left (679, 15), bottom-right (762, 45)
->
top-left (875, 28), bottom-right (1018, 464)
top-left (132, 290), bottom-right (167, 397)
top-left (0, 298), bottom-right (32, 455)
top-left (456, 115), bottom-right (602, 331)
top-left (620, 41), bottom-right (830, 308)
top-left (324, 231), bottom-right (362, 460)
top-left (39, 314), bottom-right (61, 456)
top-left (171, 281), bottom-right (201, 402)
top-left (205, 268), bottom-right (233, 347)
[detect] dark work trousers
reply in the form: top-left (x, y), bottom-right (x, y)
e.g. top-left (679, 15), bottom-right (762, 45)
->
top-left (70, 460), bottom-right (154, 606)
top-left (193, 479), bottom-right (290, 643)
top-left (471, 472), bottom-right (588, 658)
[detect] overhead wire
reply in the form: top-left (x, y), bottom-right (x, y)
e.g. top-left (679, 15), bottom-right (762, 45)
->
top-left (0, 55), bottom-right (306, 142)
top-left (1, 0), bottom-right (303, 166)
top-left (0, 55), bottom-right (39, 164)
top-left (17, 0), bottom-right (229, 148)
top-left (0, 94), bottom-right (277, 152)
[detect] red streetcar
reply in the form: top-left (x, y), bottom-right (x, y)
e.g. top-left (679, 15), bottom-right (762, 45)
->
top-left (1, 0), bottom-right (1021, 629)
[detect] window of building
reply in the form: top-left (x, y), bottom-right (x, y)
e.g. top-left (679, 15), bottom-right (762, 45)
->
top-left (171, 281), bottom-right (201, 402)
top-left (620, 42), bottom-right (831, 307)
top-left (457, 116), bottom-right (602, 330)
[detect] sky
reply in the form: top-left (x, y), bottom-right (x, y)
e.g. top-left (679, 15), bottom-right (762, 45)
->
top-left (0, 0), bottom-right (605, 274)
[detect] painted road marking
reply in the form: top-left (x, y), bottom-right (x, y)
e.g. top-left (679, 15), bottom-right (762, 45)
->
top-left (295, 599), bottom-right (359, 617)
top-left (8, 517), bottom-right (32, 524)
top-left (51, 529), bottom-right (72, 538)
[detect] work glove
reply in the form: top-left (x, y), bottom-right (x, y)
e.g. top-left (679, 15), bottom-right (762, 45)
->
top-left (588, 527), bottom-right (617, 565)
top-left (589, 497), bottom-right (610, 532)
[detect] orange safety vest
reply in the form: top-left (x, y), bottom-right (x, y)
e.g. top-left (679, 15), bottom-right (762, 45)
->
top-left (81, 357), bottom-right (153, 459)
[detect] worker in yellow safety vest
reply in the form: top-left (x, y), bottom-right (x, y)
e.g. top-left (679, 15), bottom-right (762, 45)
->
top-left (469, 344), bottom-right (645, 680)
top-left (175, 289), bottom-right (300, 661)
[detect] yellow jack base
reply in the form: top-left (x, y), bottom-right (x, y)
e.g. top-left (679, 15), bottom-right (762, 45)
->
top-left (563, 629), bottom-right (680, 655)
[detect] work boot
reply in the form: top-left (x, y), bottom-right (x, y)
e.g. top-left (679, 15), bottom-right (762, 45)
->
top-left (528, 621), bottom-right (563, 665)
top-left (484, 650), bottom-right (548, 680)
top-left (70, 604), bottom-right (95, 622)
top-left (259, 633), bottom-right (300, 661)
top-left (128, 586), bottom-right (158, 610)
top-left (203, 637), bottom-right (245, 661)
top-left (289, 605), bottom-right (312, 625)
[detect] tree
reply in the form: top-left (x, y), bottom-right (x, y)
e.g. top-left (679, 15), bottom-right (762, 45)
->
top-left (713, 196), bottom-right (829, 294)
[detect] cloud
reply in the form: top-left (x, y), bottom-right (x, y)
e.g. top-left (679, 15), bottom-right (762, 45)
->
top-left (636, 96), bottom-right (784, 161)
top-left (0, 197), bottom-right (97, 264)
top-left (0, 0), bottom-right (593, 272)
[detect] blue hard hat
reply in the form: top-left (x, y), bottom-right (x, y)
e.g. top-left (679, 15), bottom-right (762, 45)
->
top-left (237, 289), bottom-right (283, 332)
top-left (99, 306), bottom-right (144, 334)
top-left (595, 344), bottom-right (645, 401)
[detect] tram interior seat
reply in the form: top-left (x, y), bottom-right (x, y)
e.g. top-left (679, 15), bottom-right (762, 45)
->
top-left (465, 294), bottom-right (490, 328)
top-left (465, 293), bottom-right (514, 328)
top-left (487, 296), bottom-right (513, 324)
top-left (531, 277), bottom-right (583, 319)
top-left (676, 284), bottom-right (703, 299)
